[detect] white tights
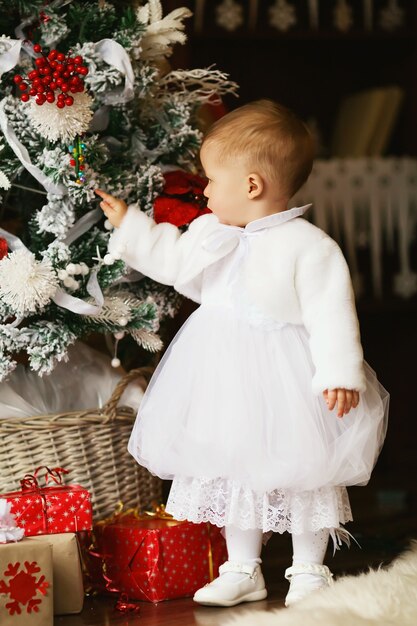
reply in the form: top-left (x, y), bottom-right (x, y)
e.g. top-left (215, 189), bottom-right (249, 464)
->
top-left (292, 528), bottom-right (330, 565)
top-left (222, 525), bottom-right (263, 582)
top-left (223, 525), bottom-right (329, 581)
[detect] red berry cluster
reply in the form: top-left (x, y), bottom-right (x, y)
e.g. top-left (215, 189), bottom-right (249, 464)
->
top-left (13, 43), bottom-right (89, 108)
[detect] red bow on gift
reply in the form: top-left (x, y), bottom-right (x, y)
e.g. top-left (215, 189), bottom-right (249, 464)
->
top-left (20, 466), bottom-right (69, 491)
top-left (18, 467), bottom-right (70, 533)
top-left (4, 467), bottom-right (92, 537)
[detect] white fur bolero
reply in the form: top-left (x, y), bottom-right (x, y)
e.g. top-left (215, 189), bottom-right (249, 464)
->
top-left (108, 204), bottom-right (366, 395)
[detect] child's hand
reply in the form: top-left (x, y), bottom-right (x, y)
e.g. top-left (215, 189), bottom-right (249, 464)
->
top-left (95, 189), bottom-right (128, 228)
top-left (323, 388), bottom-right (360, 418)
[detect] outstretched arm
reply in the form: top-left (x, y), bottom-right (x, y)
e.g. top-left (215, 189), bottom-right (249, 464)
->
top-left (95, 189), bottom-right (214, 286)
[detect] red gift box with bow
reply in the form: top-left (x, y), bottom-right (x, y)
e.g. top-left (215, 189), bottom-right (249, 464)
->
top-left (3, 466), bottom-right (92, 537)
top-left (82, 505), bottom-right (227, 603)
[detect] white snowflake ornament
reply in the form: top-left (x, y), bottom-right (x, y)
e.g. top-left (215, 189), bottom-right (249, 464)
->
top-left (0, 248), bottom-right (58, 316)
top-left (394, 270), bottom-right (417, 298)
top-left (269, 0), bottom-right (297, 32)
top-left (334, 0), bottom-right (353, 32)
top-left (379, 0), bottom-right (404, 31)
top-left (216, 0), bottom-right (244, 32)
top-left (27, 91), bottom-right (94, 143)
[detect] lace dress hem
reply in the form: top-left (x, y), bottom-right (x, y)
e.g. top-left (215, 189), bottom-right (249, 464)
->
top-left (166, 476), bottom-right (353, 535)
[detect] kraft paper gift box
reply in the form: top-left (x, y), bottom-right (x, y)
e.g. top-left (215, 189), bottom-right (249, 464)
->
top-left (0, 538), bottom-right (53, 626)
top-left (30, 533), bottom-right (84, 615)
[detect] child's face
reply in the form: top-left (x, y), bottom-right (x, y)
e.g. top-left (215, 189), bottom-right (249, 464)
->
top-left (200, 142), bottom-right (249, 226)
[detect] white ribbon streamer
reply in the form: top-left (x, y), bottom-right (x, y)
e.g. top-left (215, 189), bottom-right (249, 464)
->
top-left (89, 105), bottom-right (110, 132)
top-left (94, 39), bottom-right (135, 105)
top-left (0, 98), bottom-right (67, 197)
top-left (52, 286), bottom-right (102, 315)
top-left (0, 228), bottom-right (26, 251)
top-left (86, 267), bottom-right (104, 307)
top-left (0, 39), bottom-right (22, 78)
top-left (62, 208), bottom-right (102, 246)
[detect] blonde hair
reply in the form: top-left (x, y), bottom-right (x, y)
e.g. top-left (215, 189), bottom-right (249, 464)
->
top-left (202, 99), bottom-right (314, 199)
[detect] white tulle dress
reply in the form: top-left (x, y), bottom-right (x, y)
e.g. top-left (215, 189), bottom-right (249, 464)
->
top-left (128, 217), bottom-right (389, 536)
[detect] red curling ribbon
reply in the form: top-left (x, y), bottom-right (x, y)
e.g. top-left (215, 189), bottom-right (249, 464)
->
top-left (19, 473), bottom-right (48, 532)
top-left (102, 567), bottom-right (122, 594)
top-left (20, 474), bottom-right (40, 491)
top-left (37, 466), bottom-right (69, 485)
top-left (18, 467), bottom-right (70, 533)
top-left (115, 593), bottom-right (141, 614)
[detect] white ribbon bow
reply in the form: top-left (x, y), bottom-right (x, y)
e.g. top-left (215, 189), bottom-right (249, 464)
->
top-left (202, 225), bottom-right (262, 253)
top-left (202, 226), bottom-right (262, 285)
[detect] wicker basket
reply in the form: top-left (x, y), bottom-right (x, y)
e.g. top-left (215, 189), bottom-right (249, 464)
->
top-left (0, 367), bottom-right (162, 519)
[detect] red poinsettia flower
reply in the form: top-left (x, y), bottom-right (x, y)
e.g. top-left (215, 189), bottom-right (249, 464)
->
top-left (0, 237), bottom-right (8, 260)
top-left (153, 170), bottom-right (211, 227)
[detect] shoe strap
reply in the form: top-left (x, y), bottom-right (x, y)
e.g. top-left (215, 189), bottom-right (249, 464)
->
top-left (285, 563), bottom-right (333, 584)
top-left (219, 561), bottom-right (257, 578)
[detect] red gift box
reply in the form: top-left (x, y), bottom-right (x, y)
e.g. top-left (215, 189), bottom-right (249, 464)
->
top-left (82, 505), bottom-right (227, 603)
top-left (3, 467), bottom-right (92, 537)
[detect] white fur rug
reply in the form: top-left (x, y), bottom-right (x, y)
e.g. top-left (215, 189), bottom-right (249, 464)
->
top-left (227, 541), bottom-right (417, 626)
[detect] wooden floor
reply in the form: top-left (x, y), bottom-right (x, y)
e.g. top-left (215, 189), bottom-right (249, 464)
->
top-left (55, 478), bottom-right (417, 626)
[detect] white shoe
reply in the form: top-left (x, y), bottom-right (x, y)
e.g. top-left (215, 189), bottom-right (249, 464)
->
top-left (193, 561), bottom-right (267, 607)
top-left (284, 562), bottom-right (333, 607)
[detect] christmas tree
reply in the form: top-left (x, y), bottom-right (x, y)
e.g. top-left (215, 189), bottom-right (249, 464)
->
top-left (0, 0), bottom-right (236, 380)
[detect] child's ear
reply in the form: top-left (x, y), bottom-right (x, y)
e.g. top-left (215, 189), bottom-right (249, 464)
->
top-left (247, 173), bottom-right (263, 199)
